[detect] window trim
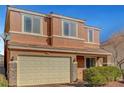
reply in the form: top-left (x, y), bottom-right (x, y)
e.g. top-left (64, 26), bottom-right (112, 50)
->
top-left (62, 19), bottom-right (78, 38)
top-left (22, 14), bottom-right (42, 35)
top-left (87, 29), bottom-right (94, 43)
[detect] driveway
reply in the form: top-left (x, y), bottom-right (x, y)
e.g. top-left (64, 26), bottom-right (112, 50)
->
top-left (29, 82), bottom-right (85, 87)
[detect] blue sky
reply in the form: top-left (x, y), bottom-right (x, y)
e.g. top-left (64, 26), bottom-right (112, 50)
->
top-left (0, 5), bottom-right (124, 55)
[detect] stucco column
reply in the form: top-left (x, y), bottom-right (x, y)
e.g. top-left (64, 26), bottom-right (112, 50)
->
top-left (8, 61), bottom-right (17, 86)
top-left (96, 57), bottom-right (104, 66)
top-left (106, 55), bottom-right (112, 66)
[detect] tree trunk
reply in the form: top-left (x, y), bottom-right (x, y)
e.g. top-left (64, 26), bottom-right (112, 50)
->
top-left (118, 64), bottom-right (124, 80)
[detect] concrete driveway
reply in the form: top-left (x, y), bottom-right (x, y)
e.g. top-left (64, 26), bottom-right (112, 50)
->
top-left (31, 82), bottom-right (85, 87)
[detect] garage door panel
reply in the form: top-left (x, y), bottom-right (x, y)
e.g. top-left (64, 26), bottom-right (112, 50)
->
top-left (17, 56), bottom-right (71, 86)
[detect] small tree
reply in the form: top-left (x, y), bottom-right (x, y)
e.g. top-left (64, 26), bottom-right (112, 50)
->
top-left (102, 31), bottom-right (124, 80)
top-left (0, 33), bottom-right (11, 77)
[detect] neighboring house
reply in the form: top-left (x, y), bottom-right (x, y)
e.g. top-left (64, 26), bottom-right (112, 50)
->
top-left (0, 54), bottom-right (4, 74)
top-left (4, 7), bottom-right (112, 87)
top-left (101, 32), bottom-right (124, 69)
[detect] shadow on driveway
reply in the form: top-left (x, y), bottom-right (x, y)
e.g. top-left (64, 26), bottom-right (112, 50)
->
top-left (31, 82), bottom-right (85, 87)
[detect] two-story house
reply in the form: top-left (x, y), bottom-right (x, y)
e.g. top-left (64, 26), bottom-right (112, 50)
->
top-left (4, 7), bottom-right (112, 86)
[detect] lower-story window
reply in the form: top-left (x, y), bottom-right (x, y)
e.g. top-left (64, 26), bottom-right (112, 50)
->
top-left (86, 58), bottom-right (96, 68)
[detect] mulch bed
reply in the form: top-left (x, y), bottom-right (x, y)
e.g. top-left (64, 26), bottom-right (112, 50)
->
top-left (103, 81), bottom-right (124, 87)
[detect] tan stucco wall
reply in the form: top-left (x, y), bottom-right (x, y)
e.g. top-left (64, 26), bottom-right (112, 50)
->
top-left (51, 17), bottom-right (62, 36)
top-left (10, 33), bottom-right (49, 46)
top-left (10, 11), bottom-right (22, 32)
top-left (94, 30), bottom-right (100, 44)
top-left (52, 36), bottom-right (85, 49)
top-left (84, 43), bottom-right (100, 48)
top-left (9, 49), bottom-right (76, 62)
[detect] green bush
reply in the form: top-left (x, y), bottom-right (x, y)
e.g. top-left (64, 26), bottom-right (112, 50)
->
top-left (120, 69), bottom-right (124, 80)
top-left (96, 66), bottom-right (121, 81)
top-left (0, 74), bottom-right (8, 87)
top-left (109, 66), bottom-right (121, 81)
top-left (90, 74), bottom-right (107, 86)
top-left (121, 69), bottom-right (124, 74)
top-left (84, 67), bottom-right (107, 86)
top-left (84, 66), bottom-right (121, 86)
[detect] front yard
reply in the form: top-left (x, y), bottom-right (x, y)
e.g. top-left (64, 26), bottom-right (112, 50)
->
top-left (83, 66), bottom-right (124, 87)
top-left (0, 74), bottom-right (8, 87)
top-left (103, 81), bottom-right (124, 87)
top-left (32, 81), bottom-right (124, 87)
top-left (0, 66), bottom-right (124, 87)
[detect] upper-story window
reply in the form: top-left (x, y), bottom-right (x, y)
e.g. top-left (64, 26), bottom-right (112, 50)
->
top-left (63, 20), bottom-right (77, 37)
top-left (23, 14), bottom-right (41, 34)
top-left (24, 16), bottom-right (31, 33)
top-left (88, 29), bottom-right (94, 42)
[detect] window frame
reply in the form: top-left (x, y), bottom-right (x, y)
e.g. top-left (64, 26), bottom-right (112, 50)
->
top-left (62, 19), bottom-right (78, 38)
top-left (22, 14), bottom-right (42, 35)
top-left (88, 29), bottom-right (94, 43)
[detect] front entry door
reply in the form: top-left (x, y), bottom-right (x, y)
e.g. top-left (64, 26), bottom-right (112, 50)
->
top-left (77, 56), bottom-right (84, 82)
top-left (86, 58), bottom-right (96, 68)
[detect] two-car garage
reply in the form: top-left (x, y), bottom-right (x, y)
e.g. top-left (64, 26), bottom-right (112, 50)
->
top-left (17, 56), bottom-right (71, 86)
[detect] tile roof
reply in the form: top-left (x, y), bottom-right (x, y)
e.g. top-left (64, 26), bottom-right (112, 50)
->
top-left (8, 42), bottom-right (112, 55)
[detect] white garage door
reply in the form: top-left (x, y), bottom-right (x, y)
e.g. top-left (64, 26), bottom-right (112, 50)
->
top-left (17, 56), bottom-right (71, 86)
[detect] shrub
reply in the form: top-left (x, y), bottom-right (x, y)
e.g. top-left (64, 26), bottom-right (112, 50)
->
top-left (84, 67), bottom-right (107, 86)
top-left (89, 74), bottom-right (107, 86)
top-left (84, 66), bottom-right (121, 86)
top-left (120, 69), bottom-right (124, 80)
top-left (109, 66), bottom-right (121, 81)
top-left (0, 74), bottom-right (8, 87)
top-left (96, 66), bottom-right (121, 81)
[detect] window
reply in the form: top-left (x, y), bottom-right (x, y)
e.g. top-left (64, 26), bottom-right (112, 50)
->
top-left (88, 29), bottom-right (94, 42)
top-left (33, 17), bottom-right (40, 34)
top-left (86, 58), bottom-right (96, 68)
top-left (63, 21), bottom-right (69, 36)
top-left (24, 16), bottom-right (31, 33)
top-left (23, 15), bottom-right (41, 34)
top-left (70, 22), bottom-right (76, 36)
top-left (63, 20), bottom-right (77, 37)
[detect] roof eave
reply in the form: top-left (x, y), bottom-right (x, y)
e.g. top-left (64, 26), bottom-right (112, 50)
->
top-left (84, 25), bottom-right (101, 31)
top-left (8, 45), bottom-right (112, 56)
top-left (8, 7), bottom-right (47, 17)
top-left (49, 14), bottom-right (85, 23)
